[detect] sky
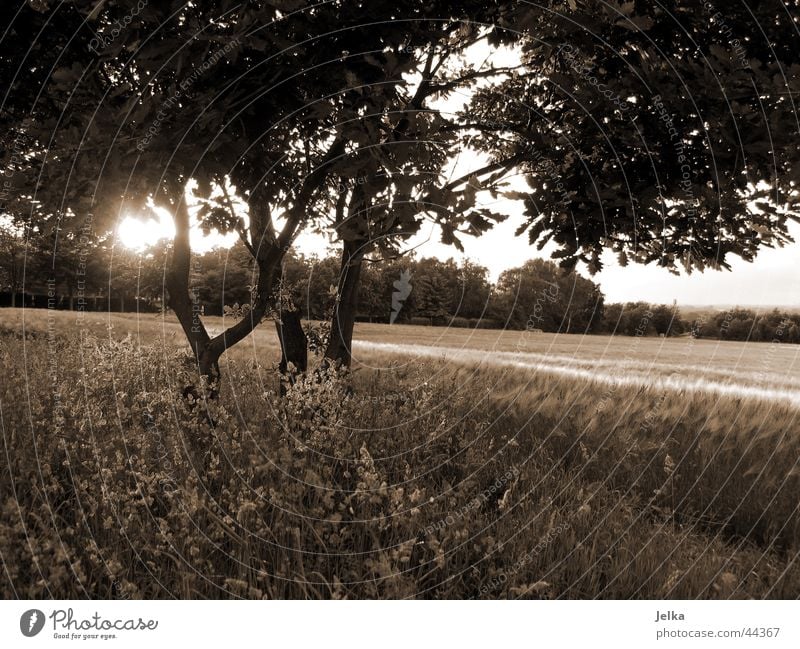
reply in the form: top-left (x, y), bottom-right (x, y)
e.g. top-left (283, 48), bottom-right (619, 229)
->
top-left (388, 206), bottom-right (800, 307)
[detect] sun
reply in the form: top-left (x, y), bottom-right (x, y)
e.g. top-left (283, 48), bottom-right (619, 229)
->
top-left (116, 203), bottom-right (237, 253)
top-left (116, 209), bottom-right (174, 251)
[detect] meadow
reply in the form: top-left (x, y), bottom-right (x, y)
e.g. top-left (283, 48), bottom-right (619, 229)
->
top-left (1, 307), bottom-right (799, 599)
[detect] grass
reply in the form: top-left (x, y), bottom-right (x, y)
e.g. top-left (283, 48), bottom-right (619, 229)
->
top-left (0, 308), bottom-right (799, 598)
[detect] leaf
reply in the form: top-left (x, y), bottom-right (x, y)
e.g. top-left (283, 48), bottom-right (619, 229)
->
top-left (710, 44), bottom-right (730, 63)
top-left (616, 15), bottom-right (654, 31)
top-left (344, 70), bottom-right (362, 91)
top-left (440, 223), bottom-right (464, 251)
top-left (52, 64), bottom-right (82, 84)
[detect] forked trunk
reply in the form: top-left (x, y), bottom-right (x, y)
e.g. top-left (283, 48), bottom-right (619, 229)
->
top-left (164, 140), bottom-right (345, 399)
top-left (270, 261), bottom-right (309, 391)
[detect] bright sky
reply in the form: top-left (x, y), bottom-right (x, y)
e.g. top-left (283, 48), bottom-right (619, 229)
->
top-left (117, 202), bottom-right (238, 254)
top-left (409, 217), bottom-right (800, 307)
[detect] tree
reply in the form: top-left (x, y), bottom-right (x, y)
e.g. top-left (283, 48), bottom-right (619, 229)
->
top-left (413, 259), bottom-right (452, 325)
top-left (313, 0), bottom-right (800, 366)
top-left (0, 220), bottom-right (26, 306)
top-left (309, 4), bottom-right (529, 364)
top-left (192, 243), bottom-right (256, 315)
top-left (491, 258), bottom-right (602, 333)
top-left (354, 264), bottom-right (386, 322)
top-left (650, 304), bottom-right (682, 337)
top-left (615, 303), bottom-right (658, 337)
top-left (1, 0), bottom-right (383, 387)
top-left (455, 260), bottom-right (493, 320)
top-left (2, 0), bottom-right (518, 379)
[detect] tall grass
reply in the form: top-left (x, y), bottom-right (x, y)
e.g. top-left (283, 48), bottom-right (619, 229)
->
top-left (0, 325), bottom-right (798, 598)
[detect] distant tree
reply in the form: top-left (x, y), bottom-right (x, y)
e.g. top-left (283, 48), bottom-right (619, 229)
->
top-left (601, 303), bottom-right (624, 335)
top-left (356, 264), bottom-right (387, 322)
top-left (601, 304), bottom-right (800, 344)
top-left (193, 244), bottom-right (256, 316)
top-left (604, 302), bottom-right (659, 337)
top-left (559, 273), bottom-right (605, 334)
top-left (454, 260), bottom-right (492, 320)
top-left (650, 304), bottom-right (683, 337)
top-left (788, 324), bottom-right (800, 345)
top-left (726, 317), bottom-right (753, 341)
top-left (491, 258), bottom-right (602, 333)
top-left (0, 221), bottom-right (26, 306)
top-left (413, 259), bottom-right (452, 325)
top-left (306, 256), bottom-right (342, 323)
top-left (30, 227), bottom-right (107, 310)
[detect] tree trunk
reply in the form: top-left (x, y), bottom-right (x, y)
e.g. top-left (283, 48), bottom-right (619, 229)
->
top-left (271, 261), bottom-right (308, 390)
top-left (165, 189), bottom-right (302, 397)
top-left (324, 239), bottom-right (367, 368)
top-left (275, 309), bottom-right (308, 392)
top-left (165, 194), bottom-right (218, 392)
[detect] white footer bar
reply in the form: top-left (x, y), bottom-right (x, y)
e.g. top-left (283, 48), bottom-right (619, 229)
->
top-left (2, 600), bottom-right (797, 648)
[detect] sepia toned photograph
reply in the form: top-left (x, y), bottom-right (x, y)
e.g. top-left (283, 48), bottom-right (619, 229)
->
top-left (1, 0), bottom-right (799, 624)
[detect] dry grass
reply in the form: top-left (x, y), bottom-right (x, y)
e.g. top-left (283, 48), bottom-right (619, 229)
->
top-left (0, 308), bottom-right (798, 598)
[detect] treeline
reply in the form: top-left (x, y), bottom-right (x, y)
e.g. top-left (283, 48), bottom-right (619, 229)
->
top-left (6, 236), bottom-right (799, 343)
top-left (185, 244), bottom-right (503, 324)
top-left (598, 302), bottom-right (800, 343)
top-left (0, 230), bottom-right (168, 311)
top-left (693, 308), bottom-right (800, 343)
top-left (277, 252), bottom-right (606, 332)
top-left (277, 251), bottom-right (800, 343)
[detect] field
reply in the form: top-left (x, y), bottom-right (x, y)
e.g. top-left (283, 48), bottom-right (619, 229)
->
top-left (1, 307), bottom-right (799, 599)
top-left (353, 322), bottom-right (800, 408)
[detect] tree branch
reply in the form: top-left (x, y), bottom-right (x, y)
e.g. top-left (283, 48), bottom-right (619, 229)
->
top-left (220, 181), bottom-right (256, 258)
top-left (440, 152), bottom-right (526, 194)
top-left (202, 136), bottom-right (348, 363)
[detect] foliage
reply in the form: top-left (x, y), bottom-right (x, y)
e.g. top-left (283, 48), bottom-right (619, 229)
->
top-left (600, 302), bottom-right (800, 343)
top-left (492, 258), bottom-right (604, 333)
top-left (693, 308), bottom-right (800, 344)
top-left (471, 0), bottom-right (800, 273)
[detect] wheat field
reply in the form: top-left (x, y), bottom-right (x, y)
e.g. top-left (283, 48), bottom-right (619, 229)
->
top-left (1, 308), bottom-right (798, 598)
